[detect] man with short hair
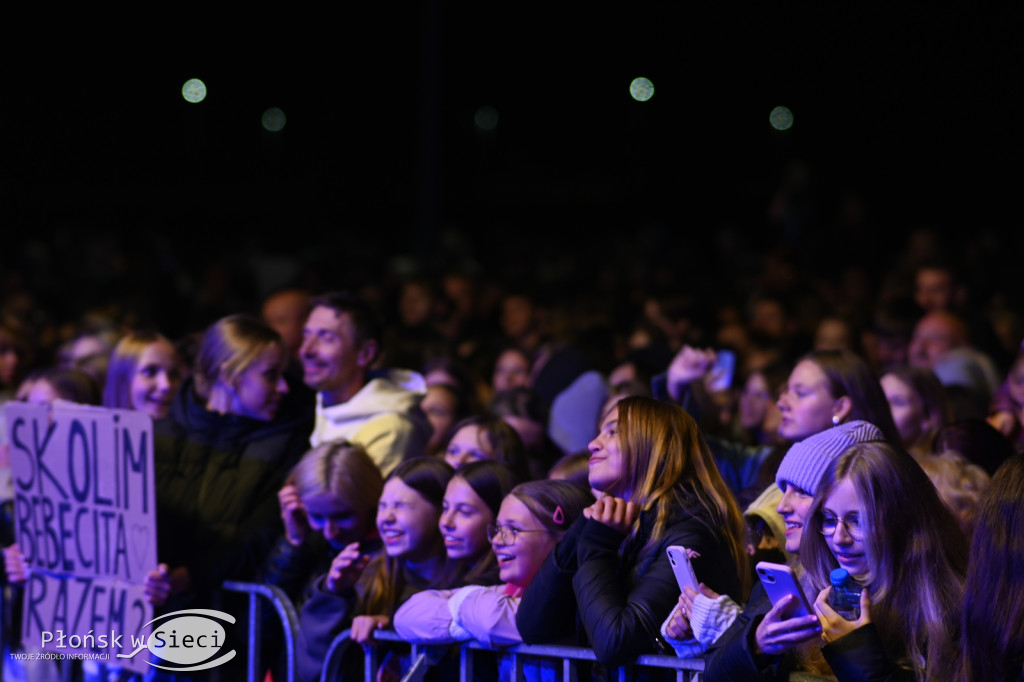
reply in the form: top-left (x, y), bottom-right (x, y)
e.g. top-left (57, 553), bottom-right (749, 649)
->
top-left (301, 292), bottom-right (430, 475)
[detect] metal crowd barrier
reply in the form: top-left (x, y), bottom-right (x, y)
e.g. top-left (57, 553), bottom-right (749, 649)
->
top-left (223, 580), bottom-right (303, 682)
top-left (222, 580), bottom-right (705, 682)
top-left (6, 578), bottom-right (706, 682)
top-left (321, 629), bottom-right (705, 682)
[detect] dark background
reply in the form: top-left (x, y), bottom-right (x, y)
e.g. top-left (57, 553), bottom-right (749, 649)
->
top-left (2, 6), bottom-right (1022, 338)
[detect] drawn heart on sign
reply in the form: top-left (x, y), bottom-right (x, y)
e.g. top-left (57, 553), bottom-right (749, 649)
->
top-left (131, 525), bottom-right (151, 571)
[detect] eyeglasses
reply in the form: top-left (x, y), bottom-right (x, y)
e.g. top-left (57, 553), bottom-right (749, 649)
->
top-left (820, 513), bottom-right (863, 540)
top-left (486, 525), bottom-right (549, 545)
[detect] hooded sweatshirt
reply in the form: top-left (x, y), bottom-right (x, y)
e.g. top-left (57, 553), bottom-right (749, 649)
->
top-left (309, 368), bottom-right (431, 475)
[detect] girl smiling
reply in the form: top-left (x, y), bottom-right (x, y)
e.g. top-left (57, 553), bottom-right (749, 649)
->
top-left (439, 460), bottom-right (521, 586)
top-left (801, 442), bottom-right (966, 681)
top-left (295, 457), bottom-right (454, 682)
top-left (394, 479), bottom-right (592, 647)
top-left (516, 396), bottom-right (748, 667)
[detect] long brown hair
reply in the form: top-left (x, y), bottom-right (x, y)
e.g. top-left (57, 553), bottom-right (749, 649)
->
top-left (615, 396), bottom-right (751, 598)
top-left (360, 457), bottom-right (453, 617)
top-left (957, 452), bottom-right (1024, 682)
top-left (804, 349), bottom-right (902, 444)
top-left (447, 460), bottom-right (522, 586)
top-left (802, 442), bottom-right (966, 681)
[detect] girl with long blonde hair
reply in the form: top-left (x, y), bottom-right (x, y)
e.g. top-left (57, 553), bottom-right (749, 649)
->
top-left (516, 396), bottom-right (749, 667)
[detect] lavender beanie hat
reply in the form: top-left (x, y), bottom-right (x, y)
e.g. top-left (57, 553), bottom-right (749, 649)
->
top-left (775, 420), bottom-right (884, 494)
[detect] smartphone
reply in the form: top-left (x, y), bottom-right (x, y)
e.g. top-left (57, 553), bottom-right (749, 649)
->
top-left (755, 561), bottom-right (812, 618)
top-left (666, 545), bottom-right (699, 593)
top-left (707, 349), bottom-right (736, 392)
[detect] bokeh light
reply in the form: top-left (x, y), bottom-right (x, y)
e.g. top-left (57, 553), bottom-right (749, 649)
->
top-left (474, 106), bottom-right (499, 131)
top-left (181, 79), bottom-right (207, 104)
top-left (629, 77), bottom-right (654, 102)
top-left (262, 107), bottom-right (287, 132)
top-left (769, 106), bottom-right (794, 131)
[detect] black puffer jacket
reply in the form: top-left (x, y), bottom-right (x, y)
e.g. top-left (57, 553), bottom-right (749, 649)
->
top-left (154, 377), bottom-right (313, 602)
top-left (516, 491), bottom-right (744, 667)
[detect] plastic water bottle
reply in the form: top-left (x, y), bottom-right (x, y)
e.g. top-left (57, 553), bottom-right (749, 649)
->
top-left (828, 568), bottom-right (862, 620)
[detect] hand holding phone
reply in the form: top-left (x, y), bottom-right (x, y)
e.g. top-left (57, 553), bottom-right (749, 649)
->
top-left (666, 545), bottom-right (699, 593)
top-left (754, 561), bottom-right (821, 655)
top-left (707, 349), bottom-right (736, 392)
top-left (755, 561), bottom-right (812, 618)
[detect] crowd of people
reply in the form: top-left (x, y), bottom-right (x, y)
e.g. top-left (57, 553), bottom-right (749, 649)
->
top-left (0, 221), bottom-right (1023, 681)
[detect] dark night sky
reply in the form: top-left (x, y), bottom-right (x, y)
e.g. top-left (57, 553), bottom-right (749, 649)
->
top-left (1, 6), bottom-right (1021, 323)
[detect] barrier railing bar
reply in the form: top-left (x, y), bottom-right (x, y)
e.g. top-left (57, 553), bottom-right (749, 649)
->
top-left (248, 591), bottom-right (261, 681)
top-left (218, 583), bottom-right (704, 682)
top-left (509, 651), bottom-right (523, 682)
top-left (223, 580), bottom-right (302, 682)
top-left (346, 629), bottom-right (704, 680)
top-left (400, 651), bottom-right (430, 682)
top-left (460, 644), bottom-right (472, 682)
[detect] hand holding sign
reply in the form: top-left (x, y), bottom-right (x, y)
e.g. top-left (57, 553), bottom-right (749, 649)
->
top-left (6, 402), bottom-right (157, 674)
top-left (3, 542), bottom-right (27, 584)
top-left (144, 564), bottom-right (171, 606)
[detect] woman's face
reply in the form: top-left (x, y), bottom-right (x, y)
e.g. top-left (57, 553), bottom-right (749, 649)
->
top-left (777, 360), bottom-right (838, 441)
top-left (491, 495), bottom-right (556, 587)
top-left (492, 350), bottom-right (530, 392)
top-left (880, 373), bottom-right (926, 448)
top-left (303, 491), bottom-right (367, 550)
top-left (776, 481), bottom-right (814, 554)
top-left (739, 372), bottom-right (772, 430)
top-left (445, 425), bottom-right (494, 469)
top-left (439, 476), bottom-right (494, 561)
top-left (421, 385), bottom-right (457, 451)
top-left (25, 379), bottom-right (60, 405)
top-left (227, 345), bottom-right (288, 421)
top-left (377, 477), bottom-right (442, 561)
top-left (588, 407), bottom-right (627, 496)
top-left (130, 340), bottom-right (181, 420)
top-left (822, 477), bottom-right (870, 582)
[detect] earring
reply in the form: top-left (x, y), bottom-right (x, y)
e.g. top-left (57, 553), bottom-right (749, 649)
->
top-left (832, 415), bottom-right (840, 426)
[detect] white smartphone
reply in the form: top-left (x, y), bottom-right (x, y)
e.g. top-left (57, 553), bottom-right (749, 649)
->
top-left (755, 561), bottom-right (812, 618)
top-left (666, 545), bottom-right (699, 593)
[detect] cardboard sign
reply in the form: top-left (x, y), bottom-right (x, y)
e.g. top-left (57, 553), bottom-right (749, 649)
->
top-left (6, 401), bottom-right (156, 673)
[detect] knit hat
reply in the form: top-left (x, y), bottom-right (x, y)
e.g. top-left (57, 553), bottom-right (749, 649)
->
top-left (775, 420), bottom-right (883, 494)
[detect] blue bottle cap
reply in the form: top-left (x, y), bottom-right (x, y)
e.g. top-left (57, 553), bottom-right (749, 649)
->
top-left (830, 568), bottom-right (851, 587)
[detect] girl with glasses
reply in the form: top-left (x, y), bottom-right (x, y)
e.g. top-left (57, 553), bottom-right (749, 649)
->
top-left (394, 479), bottom-right (592, 648)
top-left (701, 420), bottom-right (883, 681)
top-left (801, 441), bottom-right (966, 681)
top-left (437, 460), bottom-right (521, 587)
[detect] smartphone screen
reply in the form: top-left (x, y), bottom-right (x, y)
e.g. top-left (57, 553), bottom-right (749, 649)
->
top-left (707, 350), bottom-right (736, 392)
